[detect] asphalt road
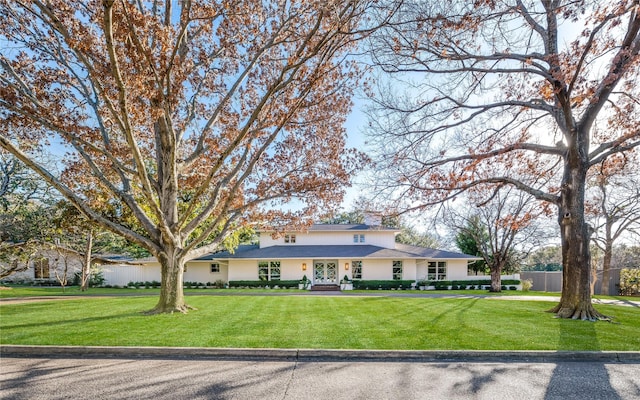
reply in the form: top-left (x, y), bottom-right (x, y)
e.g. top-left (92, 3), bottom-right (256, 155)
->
top-left (1, 357), bottom-right (639, 400)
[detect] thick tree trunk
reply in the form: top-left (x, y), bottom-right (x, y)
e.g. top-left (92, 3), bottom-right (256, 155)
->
top-left (146, 250), bottom-right (192, 314)
top-left (489, 264), bottom-right (502, 292)
top-left (549, 140), bottom-right (607, 320)
top-left (601, 241), bottom-right (613, 296)
top-left (80, 230), bottom-right (93, 292)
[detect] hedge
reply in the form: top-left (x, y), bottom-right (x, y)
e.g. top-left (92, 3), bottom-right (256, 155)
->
top-left (352, 280), bottom-right (415, 290)
top-left (417, 279), bottom-right (521, 289)
top-left (228, 280), bottom-right (300, 288)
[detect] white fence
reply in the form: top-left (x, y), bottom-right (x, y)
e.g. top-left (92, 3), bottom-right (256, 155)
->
top-left (100, 265), bottom-right (161, 286)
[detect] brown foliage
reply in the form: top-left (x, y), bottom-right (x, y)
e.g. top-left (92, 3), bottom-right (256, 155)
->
top-left (369, 0), bottom-right (640, 319)
top-left (0, 0), bottom-right (380, 312)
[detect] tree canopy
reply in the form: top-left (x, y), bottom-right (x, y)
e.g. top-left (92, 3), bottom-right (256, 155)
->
top-left (367, 0), bottom-right (640, 319)
top-left (0, 0), bottom-right (386, 313)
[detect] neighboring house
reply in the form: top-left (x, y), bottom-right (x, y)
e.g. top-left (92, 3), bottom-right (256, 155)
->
top-left (103, 224), bottom-right (519, 288)
top-left (1, 242), bottom-right (131, 284)
top-left (1, 245), bottom-right (83, 284)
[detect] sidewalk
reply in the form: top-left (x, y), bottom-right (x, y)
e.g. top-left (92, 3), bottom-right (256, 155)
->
top-left (2, 344), bottom-right (640, 363)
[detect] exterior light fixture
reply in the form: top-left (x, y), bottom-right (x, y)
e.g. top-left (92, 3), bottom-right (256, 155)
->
top-left (345, 263), bottom-right (349, 270)
top-left (302, 263), bottom-right (307, 271)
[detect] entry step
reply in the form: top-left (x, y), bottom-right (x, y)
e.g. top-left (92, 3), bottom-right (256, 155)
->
top-left (310, 284), bottom-right (341, 291)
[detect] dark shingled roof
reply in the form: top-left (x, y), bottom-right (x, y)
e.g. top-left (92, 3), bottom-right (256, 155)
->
top-left (394, 243), bottom-right (481, 260)
top-left (196, 243), bottom-right (480, 261)
top-left (306, 224), bottom-right (399, 232)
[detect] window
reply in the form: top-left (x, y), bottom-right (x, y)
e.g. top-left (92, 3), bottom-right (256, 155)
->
top-left (34, 258), bottom-right (50, 279)
top-left (428, 261), bottom-right (447, 280)
top-left (353, 234), bottom-right (365, 243)
top-left (211, 263), bottom-right (220, 273)
top-left (392, 260), bottom-right (403, 280)
top-left (352, 260), bottom-right (362, 279)
top-left (258, 261), bottom-right (281, 281)
top-left (284, 234), bottom-right (296, 244)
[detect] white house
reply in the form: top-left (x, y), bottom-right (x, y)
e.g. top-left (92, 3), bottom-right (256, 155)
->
top-left (103, 224), bottom-right (519, 288)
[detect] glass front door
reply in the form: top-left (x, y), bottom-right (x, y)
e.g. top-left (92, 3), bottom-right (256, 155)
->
top-left (313, 260), bottom-right (337, 284)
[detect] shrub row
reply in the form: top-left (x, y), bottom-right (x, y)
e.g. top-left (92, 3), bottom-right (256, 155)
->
top-left (125, 280), bottom-right (226, 288)
top-left (418, 279), bottom-right (521, 288)
top-left (227, 280), bottom-right (300, 288)
top-left (351, 280), bottom-right (415, 290)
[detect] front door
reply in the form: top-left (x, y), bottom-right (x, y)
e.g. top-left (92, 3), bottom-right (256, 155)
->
top-left (313, 260), bottom-right (338, 284)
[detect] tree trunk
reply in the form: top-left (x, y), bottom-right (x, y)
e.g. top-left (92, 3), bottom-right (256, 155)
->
top-left (490, 264), bottom-right (502, 292)
top-left (80, 230), bottom-right (93, 292)
top-left (146, 250), bottom-right (192, 314)
top-left (549, 141), bottom-right (607, 320)
top-left (600, 239), bottom-right (613, 296)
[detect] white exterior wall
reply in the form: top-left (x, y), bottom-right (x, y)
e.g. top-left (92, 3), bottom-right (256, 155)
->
top-left (357, 259), bottom-right (417, 280)
top-left (361, 259), bottom-right (391, 280)
top-left (416, 261), bottom-right (428, 281)
top-left (228, 260), bottom-right (260, 281)
top-left (402, 259), bottom-right (417, 280)
top-left (101, 264), bottom-right (161, 286)
top-left (446, 260), bottom-right (471, 280)
top-left (259, 230), bottom-right (396, 248)
top-left (416, 259), bottom-right (520, 282)
top-left (184, 261), bottom-right (228, 284)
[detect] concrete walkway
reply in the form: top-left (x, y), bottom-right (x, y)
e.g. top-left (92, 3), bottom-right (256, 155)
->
top-left (2, 344), bottom-right (640, 363)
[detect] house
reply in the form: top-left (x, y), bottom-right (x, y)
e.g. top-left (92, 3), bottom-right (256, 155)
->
top-left (103, 224), bottom-right (519, 288)
top-left (0, 241), bottom-right (132, 285)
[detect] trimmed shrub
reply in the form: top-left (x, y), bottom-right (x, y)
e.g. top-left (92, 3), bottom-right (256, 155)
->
top-left (352, 280), bottom-right (415, 290)
top-left (228, 280), bottom-right (299, 288)
top-left (422, 279), bottom-right (521, 289)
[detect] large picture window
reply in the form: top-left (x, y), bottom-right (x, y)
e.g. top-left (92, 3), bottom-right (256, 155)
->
top-left (258, 261), bottom-right (281, 281)
top-left (428, 261), bottom-right (447, 280)
top-left (392, 260), bottom-right (403, 280)
top-left (352, 260), bottom-right (363, 279)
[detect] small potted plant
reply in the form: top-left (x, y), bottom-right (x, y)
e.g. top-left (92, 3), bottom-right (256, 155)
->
top-left (340, 275), bottom-right (353, 291)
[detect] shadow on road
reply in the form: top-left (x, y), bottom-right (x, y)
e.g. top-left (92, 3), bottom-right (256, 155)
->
top-left (544, 318), bottom-right (621, 400)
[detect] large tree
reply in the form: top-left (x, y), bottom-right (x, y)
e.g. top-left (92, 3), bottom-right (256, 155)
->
top-left (447, 188), bottom-right (550, 291)
top-left (368, 1), bottom-right (640, 319)
top-left (0, 0), bottom-right (383, 313)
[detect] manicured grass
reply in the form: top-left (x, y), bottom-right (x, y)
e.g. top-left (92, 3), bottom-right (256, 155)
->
top-left (0, 286), bottom-right (303, 298)
top-left (1, 285), bottom-right (630, 301)
top-left (1, 295), bottom-right (638, 350)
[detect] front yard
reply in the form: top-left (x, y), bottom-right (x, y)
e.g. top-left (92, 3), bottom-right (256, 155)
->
top-left (1, 293), bottom-right (638, 351)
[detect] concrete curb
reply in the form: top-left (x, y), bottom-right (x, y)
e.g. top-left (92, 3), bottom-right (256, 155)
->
top-left (2, 345), bottom-right (639, 363)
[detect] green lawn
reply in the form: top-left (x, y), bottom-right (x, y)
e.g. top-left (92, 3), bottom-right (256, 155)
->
top-left (1, 294), bottom-right (638, 350)
top-left (0, 285), bottom-right (630, 301)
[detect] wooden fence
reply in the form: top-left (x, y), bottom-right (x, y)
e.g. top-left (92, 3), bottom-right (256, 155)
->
top-left (520, 268), bottom-right (624, 294)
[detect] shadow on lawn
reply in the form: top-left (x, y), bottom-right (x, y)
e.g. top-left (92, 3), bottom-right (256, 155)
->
top-left (2, 312), bottom-right (143, 331)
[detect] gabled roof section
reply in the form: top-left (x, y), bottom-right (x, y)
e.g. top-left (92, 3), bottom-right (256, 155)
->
top-left (308, 224), bottom-right (399, 232)
top-left (200, 243), bottom-right (480, 260)
top-left (395, 243), bottom-right (482, 260)
top-left (258, 224), bottom-right (400, 233)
